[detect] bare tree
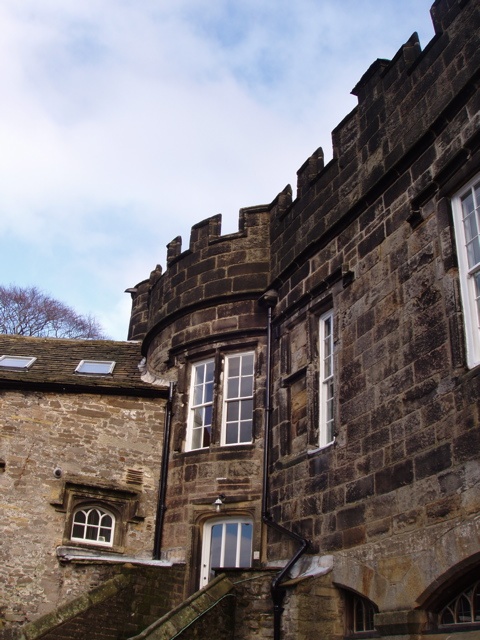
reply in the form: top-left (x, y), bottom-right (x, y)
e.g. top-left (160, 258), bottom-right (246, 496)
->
top-left (0, 285), bottom-right (107, 339)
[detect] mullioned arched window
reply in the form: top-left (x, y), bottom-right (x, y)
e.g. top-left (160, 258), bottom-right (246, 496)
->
top-left (71, 506), bottom-right (115, 547)
top-left (439, 579), bottom-right (480, 626)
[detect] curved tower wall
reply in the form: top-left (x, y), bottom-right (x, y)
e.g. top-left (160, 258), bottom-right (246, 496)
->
top-left (127, 205), bottom-right (271, 588)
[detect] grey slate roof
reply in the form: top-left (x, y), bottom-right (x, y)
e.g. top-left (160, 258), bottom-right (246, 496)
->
top-left (0, 334), bottom-right (166, 396)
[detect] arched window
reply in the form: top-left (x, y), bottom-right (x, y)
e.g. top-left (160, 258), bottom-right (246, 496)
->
top-left (353, 594), bottom-right (375, 633)
top-left (71, 506), bottom-right (115, 547)
top-left (344, 591), bottom-right (377, 636)
top-left (439, 579), bottom-right (480, 626)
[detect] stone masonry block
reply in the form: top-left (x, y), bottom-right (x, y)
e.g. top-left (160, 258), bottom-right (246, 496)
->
top-left (414, 443), bottom-right (452, 480)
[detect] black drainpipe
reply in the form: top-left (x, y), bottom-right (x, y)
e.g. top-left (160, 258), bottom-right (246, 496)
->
top-left (153, 381), bottom-right (175, 560)
top-left (260, 295), bottom-right (310, 640)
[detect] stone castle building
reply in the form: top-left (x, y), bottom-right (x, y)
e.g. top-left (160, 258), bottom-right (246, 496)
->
top-left (1, 0), bottom-right (479, 638)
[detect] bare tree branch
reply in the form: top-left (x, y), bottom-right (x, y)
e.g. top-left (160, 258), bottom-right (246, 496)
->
top-left (0, 285), bottom-right (108, 340)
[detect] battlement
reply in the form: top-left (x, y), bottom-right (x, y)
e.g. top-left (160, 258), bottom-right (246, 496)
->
top-left (127, 206), bottom-right (271, 343)
top-left (164, 205), bottom-right (267, 267)
top-left (269, 0), bottom-right (478, 284)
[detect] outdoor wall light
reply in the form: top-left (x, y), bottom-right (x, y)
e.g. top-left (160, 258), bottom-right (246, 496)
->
top-left (213, 494), bottom-right (225, 512)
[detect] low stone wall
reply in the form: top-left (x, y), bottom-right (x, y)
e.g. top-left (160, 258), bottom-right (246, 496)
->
top-left (1, 564), bottom-right (186, 640)
top-left (222, 569), bottom-right (276, 640)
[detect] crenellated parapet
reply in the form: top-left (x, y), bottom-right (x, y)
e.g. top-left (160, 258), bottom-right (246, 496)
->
top-left (127, 205), bottom-right (271, 369)
top-left (268, 0), bottom-right (479, 298)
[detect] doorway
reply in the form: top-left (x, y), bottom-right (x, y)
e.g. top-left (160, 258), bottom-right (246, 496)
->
top-left (200, 517), bottom-right (253, 587)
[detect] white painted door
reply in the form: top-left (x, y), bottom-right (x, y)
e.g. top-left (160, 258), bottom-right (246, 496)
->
top-left (200, 518), bottom-right (253, 587)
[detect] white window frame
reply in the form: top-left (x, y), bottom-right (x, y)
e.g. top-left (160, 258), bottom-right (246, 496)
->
top-left (0, 355), bottom-right (36, 370)
top-left (186, 358), bottom-right (215, 451)
top-left (221, 352), bottom-right (255, 446)
top-left (75, 360), bottom-right (116, 375)
top-left (451, 174), bottom-right (480, 368)
top-left (319, 311), bottom-right (335, 448)
top-left (70, 506), bottom-right (115, 547)
top-left (200, 517), bottom-right (253, 587)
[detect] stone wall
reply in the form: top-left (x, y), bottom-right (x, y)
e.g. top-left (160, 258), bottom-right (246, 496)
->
top-left (222, 570), bottom-right (276, 640)
top-left (1, 565), bottom-right (186, 640)
top-left (264, 0), bottom-right (480, 630)
top-left (1, 388), bottom-right (166, 632)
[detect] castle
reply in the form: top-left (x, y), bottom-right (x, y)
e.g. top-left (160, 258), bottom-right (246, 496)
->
top-left (1, 0), bottom-right (479, 638)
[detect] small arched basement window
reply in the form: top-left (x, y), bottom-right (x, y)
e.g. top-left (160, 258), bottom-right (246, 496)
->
top-left (353, 594), bottom-right (376, 633)
top-left (71, 506), bottom-right (115, 546)
top-left (344, 590), bottom-right (377, 636)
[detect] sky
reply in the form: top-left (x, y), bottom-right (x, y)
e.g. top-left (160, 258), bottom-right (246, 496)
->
top-left (0, 0), bottom-right (436, 340)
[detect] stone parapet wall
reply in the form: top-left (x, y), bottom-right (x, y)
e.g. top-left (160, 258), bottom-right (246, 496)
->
top-left (127, 206), bottom-right (271, 347)
top-left (268, 0), bottom-right (479, 287)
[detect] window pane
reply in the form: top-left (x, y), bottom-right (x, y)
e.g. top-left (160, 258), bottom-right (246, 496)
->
top-left (462, 190), bottom-right (474, 214)
top-left (364, 602), bottom-right (375, 631)
top-left (240, 399), bottom-right (253, 420)
top-left (195, 364), bottom-right (205, 386)
top-left (227, 402), bottom-right (239, 421)
top-left (354, 598), bottom-right (365, 632)
top-left (474, 584), bottom-right (480, 621)
top-left (225, 423), bottom-right (237, 444)
top-left (193, 408), bottom-right (203, 428)
top-left (210, 524), bottom-right (222, 569)
top-left (87, 509), bottom-right (100, 526)
top-left (86, 525), bottom-right (98, 540)
top-left (228, 357), bottom-right (240, 378)
top-left (193, 384), bottom-right (203, 406)
top-left (456, 593), bottom-right (472, 623)
top-left (462, 190), bottom-right (480, 269)
top-left (240, 421), bottom-right (252, 443)
top-left (205, 360), bottom-right (214, 381)
top-left (204, 380), bottom-right (214, 404)
top-left (192, 427), bottom-right (203, 450)
top-left (239, 523), bottom-right (252, 566)
top-left (223, 523), bottom-right (238, 567)
top-left (240, 376), bottom-right (253, 397)
top-left (101, 514), bottom-right (113, 528)
top-left (99, 527), bottom-right (112, 542)
top-left (474, 271), bottom-right (480, 324)
top-left (227, 377), bottom-right (239, 399)
top-left (204, 405), bottom-right (213, 426)
top-left (241, 353), bottom-right (254, 376)
top-left (202, 425), bottom-right (211, 447)
top-left (441, 605), bottom-right (455, 625)
top-left (74, 510), bottom-right (86, 524)
top-left (72, 523), bottom-right (85, 538)
top-left (0, 355), bottom-right (36, 370)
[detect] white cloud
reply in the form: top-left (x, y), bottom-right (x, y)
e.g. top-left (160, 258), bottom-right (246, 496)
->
top-left (0, 0), bottom-right (435, 339)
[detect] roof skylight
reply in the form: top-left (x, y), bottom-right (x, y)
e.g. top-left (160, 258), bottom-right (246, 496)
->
top-left (0, 355), bottom-right (37, 370)
top-left (75, 360), bottom-right (116, 375)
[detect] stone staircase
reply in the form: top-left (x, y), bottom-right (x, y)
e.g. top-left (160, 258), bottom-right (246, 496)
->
top-left (127, 575), bottom-right (235, 640)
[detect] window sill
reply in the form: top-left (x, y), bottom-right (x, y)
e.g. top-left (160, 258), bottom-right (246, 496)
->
top-left (307, 438), bottom-right (336, 456)
top-left (56, 546), bottom-right (173, 567)
top-left (181, 443), bottom-right (255, 457)
top-left (425, 623), bottom-right (480, 634)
